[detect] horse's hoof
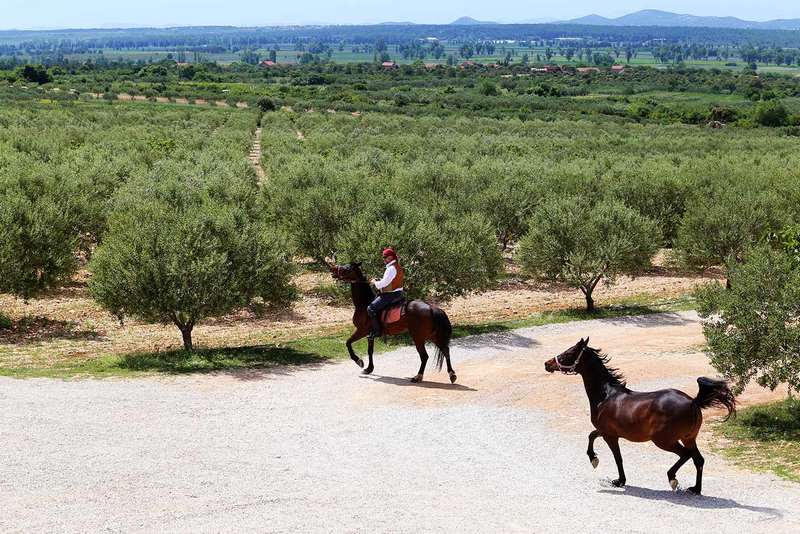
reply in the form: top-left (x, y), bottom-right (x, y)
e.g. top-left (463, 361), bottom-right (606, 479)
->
top-left (361, 367), bottom-right (373, 375)
top-left (670, 479), bottom-right (679, 491)
top-left (591, 457), bottom-right (599, 469)
top-left (611, 479), bottom-right (626, 488)
top-left (410, 374), bottom-right (423, 383)
top-left (687, 486), bottom-right (701, 495)
top-left (449, 373), bottom-right (457, 384)
top-left (354, 358), bottom-right (364, 368)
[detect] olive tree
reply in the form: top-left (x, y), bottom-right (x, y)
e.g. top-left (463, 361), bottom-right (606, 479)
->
top-left (89, 165), bottom-right (296, 351)
top-left (675, 187), bottom-right (787, 270)
top-left (334, 200), bottom-right (502, 301)
top-left (518, 197), bottom-right (661, 311)
top-left (0, 175), bottom-right (79, 302)
top-left (696, 244), bottom-right (800, 394)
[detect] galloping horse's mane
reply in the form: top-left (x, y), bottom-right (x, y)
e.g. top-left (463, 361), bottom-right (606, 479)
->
top-left (586, 346), bottom-right (628, 389)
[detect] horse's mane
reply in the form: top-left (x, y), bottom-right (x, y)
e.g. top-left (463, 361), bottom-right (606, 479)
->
top-left (587, 347), bottom-right (628, 388)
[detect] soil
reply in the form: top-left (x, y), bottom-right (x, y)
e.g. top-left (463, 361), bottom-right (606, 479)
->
top-left (1, 312), bottom-right (796, 532)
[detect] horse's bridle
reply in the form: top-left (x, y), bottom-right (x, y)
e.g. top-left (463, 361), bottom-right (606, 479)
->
top-left (331, 265), bottom-right (368, 285)
top-left (553, 345), bottom-right (586, 374)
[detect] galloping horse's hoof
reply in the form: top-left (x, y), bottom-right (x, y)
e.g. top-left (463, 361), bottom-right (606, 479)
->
top-left (449, 372), bottom-right (457, 384)
top-left (670, 479), bottom-right (679, 491)
top-left (590, 457), bottom-right (599, 469)
top-left (611, 479), bottom-right (626, 488)
top-left (687, 486), bottom-right (701, 495)
top-left (353, 358), bottom-right (364, 369)
top-left (361, 367), bottom-right (373, 375)
top-left (410, 374), bottom-right (423, 383)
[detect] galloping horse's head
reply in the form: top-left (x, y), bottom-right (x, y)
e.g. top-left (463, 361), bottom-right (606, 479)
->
top-left (328, 261), bottom-right (366, 284)
top-left (545, 337), bottom-right (590, 374)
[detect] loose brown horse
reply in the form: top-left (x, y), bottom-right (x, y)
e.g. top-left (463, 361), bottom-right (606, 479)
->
top-left (328, 261), bottom-right (457, 383)
top-left (545, 338), bottom-right (736, 494)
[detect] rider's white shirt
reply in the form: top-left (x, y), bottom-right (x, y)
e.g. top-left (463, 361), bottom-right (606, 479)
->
top-left (374, 260), bottom-right (403, 292)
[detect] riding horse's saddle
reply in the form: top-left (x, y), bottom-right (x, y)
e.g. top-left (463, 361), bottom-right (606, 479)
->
top-left (381, 302), bottom-right (407, 325)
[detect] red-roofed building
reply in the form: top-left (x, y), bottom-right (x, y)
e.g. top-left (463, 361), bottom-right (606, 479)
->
top-left (260, 60), bottom-right (277, 67)
top-left (382, 61), bottom-right (398, 69)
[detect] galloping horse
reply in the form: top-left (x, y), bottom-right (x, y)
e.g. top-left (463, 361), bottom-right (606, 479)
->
top-left (327, 261), bottom-right (457, 383)
top-left (545, 338), bottom-right (736, 494)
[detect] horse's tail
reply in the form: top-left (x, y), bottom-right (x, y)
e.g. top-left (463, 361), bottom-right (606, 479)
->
top-left (431, 306), bottom-right (452, 372)
top-left (692, 377), bottom-right (736, 421)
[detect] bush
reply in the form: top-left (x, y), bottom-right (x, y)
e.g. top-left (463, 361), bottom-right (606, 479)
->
top-left (257, 97), bottom-right (277, 112)
top-left (518, 197), bottom-right (661, 311)
top-left (696, 244), bottom-right (800, 394)
top-left (478, 80), bottom-right (499, 96)
top-left (18, 64), bottom-right (52, 84)
top-left (90, 165), bottom-right (296, 350)
top-left (754, 100), bottom-right (788, 127)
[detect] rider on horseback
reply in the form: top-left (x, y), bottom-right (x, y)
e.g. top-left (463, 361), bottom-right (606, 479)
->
top-left (367, 247), bottom-right (405, 339)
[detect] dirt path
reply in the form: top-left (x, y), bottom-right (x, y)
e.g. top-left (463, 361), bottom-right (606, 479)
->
top-left (1, 312), bottom-right (796, 533)
top-left (249, 126), bottom-right (265, 181)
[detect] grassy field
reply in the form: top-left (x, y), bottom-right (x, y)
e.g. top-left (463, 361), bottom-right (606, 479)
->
top-left (713, 398), bottom-right (800, 482)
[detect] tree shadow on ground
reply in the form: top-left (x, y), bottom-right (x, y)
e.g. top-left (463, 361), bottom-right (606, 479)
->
top-left (363, 374), bottom-right (478, 391)
top-left (0, 316), bottom-right (106, 345)
top-left (598, 484), bottom-right (783, 518)
top-left (115, 344), bottom-right (331, 380)
top-left (599, 310), bottom-right (695, 328)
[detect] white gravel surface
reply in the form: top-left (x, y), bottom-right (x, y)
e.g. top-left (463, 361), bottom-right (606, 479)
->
top-left (1, 311), bottom-right (798, 533)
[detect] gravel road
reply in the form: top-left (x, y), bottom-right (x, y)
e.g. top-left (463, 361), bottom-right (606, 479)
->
top-left (1, 311), bottom-right (798, 533)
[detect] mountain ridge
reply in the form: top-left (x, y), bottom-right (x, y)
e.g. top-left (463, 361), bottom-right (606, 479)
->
top-left (559, 9), bottom-right (800, 30)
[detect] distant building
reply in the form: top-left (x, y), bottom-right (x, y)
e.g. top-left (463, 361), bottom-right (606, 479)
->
top-left (260, 60), bottom-right (277, 67)
top-left (611, 65), bottom-right (625, 73)
top-left (382, 61), bottom-right (398, 69)
top-left (577, 67), bottom-right (601, 74)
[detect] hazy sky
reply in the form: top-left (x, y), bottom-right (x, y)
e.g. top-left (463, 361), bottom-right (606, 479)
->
top-left (2, 1), bottom-right (798, 30)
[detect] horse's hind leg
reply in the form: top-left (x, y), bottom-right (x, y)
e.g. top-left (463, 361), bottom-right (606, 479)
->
top-left (682, 438), bottom-right (705, 495)
top-left (655, 440), bottom-right (692, 491)
top-left (435, 341), bottom-right (457, 384)
top-left (603, 436), bottom-right (626, 487)
top-left (587, 430), bottom-right (600, 468)
top-left (411, 340), bottom-right (429, 383)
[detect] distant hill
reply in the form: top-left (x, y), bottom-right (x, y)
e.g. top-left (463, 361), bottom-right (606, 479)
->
top-left (450, 17), bottom-right (497, 26)
top-left (559, 9), bottom-right (800, 30)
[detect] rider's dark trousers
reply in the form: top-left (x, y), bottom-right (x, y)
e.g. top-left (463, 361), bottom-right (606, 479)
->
top-left (367, 291), bottom-right (405, 337)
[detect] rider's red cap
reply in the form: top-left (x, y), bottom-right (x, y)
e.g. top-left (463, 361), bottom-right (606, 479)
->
top-left (382, 247), bottom-right (397, 260)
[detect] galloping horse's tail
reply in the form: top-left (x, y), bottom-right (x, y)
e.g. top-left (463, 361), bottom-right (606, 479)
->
top-left (692, 377), bottom-right (737, 421)
top-left (431, 306), bottom-right (452, 372)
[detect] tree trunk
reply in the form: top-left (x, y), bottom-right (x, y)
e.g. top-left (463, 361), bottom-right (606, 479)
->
top-left (585, 291), bottom-right (595, 313)
top-left (179, 324), bottom-right (194, 351)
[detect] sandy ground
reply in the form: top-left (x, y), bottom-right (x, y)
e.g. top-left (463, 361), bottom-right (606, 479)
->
top-left (0, 267), bottom-right (713, 368)
top-left (1, 311), bottom-right (796, 533)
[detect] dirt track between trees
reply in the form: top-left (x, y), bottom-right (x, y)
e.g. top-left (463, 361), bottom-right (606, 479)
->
top-left (1, 312), bottom-right (797, 533)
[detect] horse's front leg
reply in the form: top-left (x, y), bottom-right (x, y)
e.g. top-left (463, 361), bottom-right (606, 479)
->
top-left (603, 436), bottom-right (626, 487)
top-left (363, 337), bottom-right (375, 375)
top-left (346, 331), bottom-right (365, 369)
top-left (587, 430), bottom-right (600, 468)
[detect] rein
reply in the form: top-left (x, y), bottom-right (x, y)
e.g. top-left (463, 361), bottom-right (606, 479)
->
top-left (554, 346), bottom-right (586, 374)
